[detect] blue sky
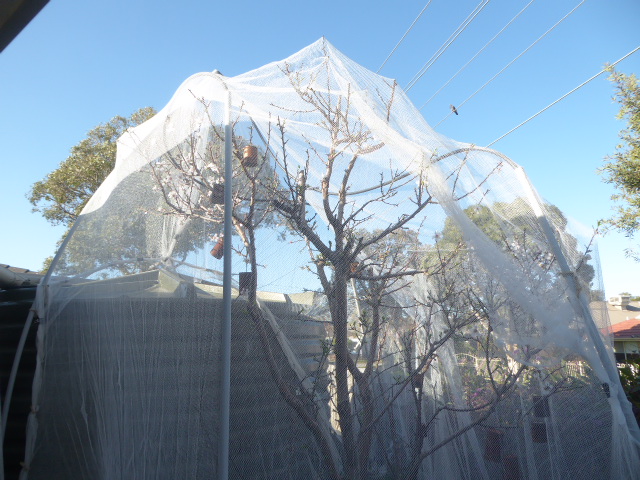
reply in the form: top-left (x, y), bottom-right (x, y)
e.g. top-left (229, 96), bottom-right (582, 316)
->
top-left (1, 0), bottom-right (638, 296)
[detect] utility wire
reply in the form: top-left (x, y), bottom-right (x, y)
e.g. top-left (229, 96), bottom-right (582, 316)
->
top-left (434, 0), bottom-right (586, 128)
top-left (419, 0), bottom-right (536, 111)
top-left (486, 45), bottom-right (640, 147)
top-left (405, 0), bottom-right (489, 91)
top-left (405, 0), bottom-right (491, 92)
top-left (378, 1), bottom-right (433, 73)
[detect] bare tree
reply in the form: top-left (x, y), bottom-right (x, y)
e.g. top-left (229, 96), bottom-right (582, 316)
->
top-left (261, 62), bottom-right (538, 479)
top-left (150, 98), bottom-right (347, 479)
top-left (150, 72), bottom-right (586, 480)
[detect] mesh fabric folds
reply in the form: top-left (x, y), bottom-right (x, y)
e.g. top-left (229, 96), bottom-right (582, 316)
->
top-left (23, 39), bottom-right (640, 479)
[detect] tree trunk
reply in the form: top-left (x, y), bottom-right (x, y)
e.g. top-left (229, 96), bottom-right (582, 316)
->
top-left (330, 267), bottom-right (357, 478)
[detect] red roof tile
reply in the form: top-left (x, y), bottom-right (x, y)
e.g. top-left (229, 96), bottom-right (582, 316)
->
top-left (608, 318), bottom-right (640, 339)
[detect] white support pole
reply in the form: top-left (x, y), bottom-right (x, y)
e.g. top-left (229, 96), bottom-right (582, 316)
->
top-left (217, 88), bottom-right (233, 480)
top-left (351, 277), bottom-right (361, 320)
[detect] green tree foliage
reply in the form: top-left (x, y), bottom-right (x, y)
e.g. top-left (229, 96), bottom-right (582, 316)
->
top-left (28, 108), bottom-right (156, 271)
top-left (600, 69), bottom-right (640, 258)
top-left (28, 107), bottom-right (156, 227)
top-left (617, 359), bottom-right (640, 425)
top-left (426, 201), bottom-right (595, 291)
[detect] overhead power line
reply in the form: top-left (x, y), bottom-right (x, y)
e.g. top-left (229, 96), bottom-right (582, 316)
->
top-left (378, 1), bottom-right (433, 73)
top-left (405, 0), bottom-right (491, 92)
top-left (419, 0), bottom-right (536, 111)
top-left (486, 45), bottom-right (640, 147)
top-left (434, 0), bottom-right (586, 128)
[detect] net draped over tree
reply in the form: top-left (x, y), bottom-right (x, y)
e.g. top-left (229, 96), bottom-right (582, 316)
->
top-left (23, 39), bottom-right (640, 480)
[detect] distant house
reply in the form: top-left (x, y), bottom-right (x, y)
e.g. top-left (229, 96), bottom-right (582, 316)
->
top-left (610, 318), bottom-right (640, 363)
top-left (605, 295), bottom-right (640, 363)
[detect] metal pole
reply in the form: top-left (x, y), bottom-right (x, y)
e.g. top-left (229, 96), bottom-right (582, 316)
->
top-left (217, 88), bottom-right (233, 480)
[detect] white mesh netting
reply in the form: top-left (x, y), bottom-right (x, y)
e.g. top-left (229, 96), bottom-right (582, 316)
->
top-left (23, 39), bottom-right (640, 479)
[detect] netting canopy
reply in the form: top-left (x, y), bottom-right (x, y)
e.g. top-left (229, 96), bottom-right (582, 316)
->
top-left (23, 39), bottom-right (639, 479)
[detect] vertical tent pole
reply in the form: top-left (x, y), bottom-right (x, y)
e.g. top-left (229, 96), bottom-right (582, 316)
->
top-left (218, 89), bottom-right (233, 480)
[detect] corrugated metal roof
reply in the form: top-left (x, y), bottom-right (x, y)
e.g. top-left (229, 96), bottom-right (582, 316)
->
top-left (0, 263), bottom-right (43, 289)
top-left (0, 264), bottom-right (41, 275)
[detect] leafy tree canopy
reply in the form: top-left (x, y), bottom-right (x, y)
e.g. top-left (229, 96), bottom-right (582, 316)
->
top-left (600, 69), bottom-right (640, 255)
top-left (28, 107), bottom-right (156, 227)
top-left (426, 201), bottom-right (594, 289)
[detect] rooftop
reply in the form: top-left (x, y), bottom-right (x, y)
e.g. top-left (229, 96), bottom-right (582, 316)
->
top-left (607, 301), bottom-right (640, 326)
top-left (607, 317), bottom-right (640, 339)
top-left (0, 263), bottom-right (43, 290)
